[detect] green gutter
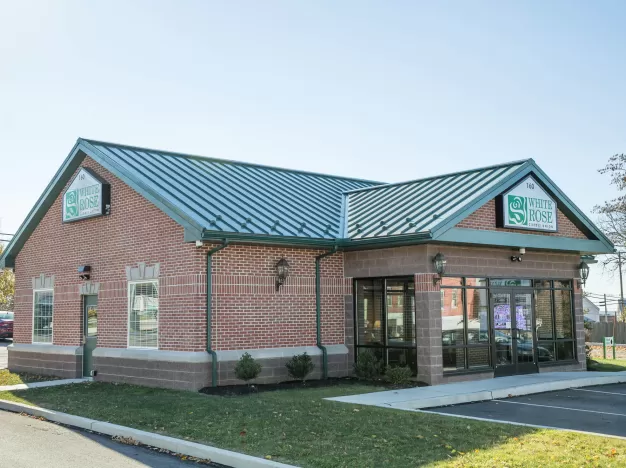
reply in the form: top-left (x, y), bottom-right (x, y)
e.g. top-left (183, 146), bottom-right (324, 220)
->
top-left (207, 240), bottom-right (229, 387)
top-left (315, 246), bottom-right (337, 379)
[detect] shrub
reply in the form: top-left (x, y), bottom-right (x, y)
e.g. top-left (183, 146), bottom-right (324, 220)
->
top-left (286, 352), bottom-right (315, 383)
top-left (385, 366), bottom-right (413, 386)
top-left (234, 352), bottom-right (262, 383)
top-left (354, 349), bottom-right (384, 380)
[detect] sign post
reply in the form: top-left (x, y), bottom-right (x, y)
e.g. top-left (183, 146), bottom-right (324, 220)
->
top-left (603, 336), bottom-right (615, 360)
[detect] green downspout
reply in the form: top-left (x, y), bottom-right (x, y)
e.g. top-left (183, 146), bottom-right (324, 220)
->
top-left (207, 240), bottom-right (229, 387)
top-left (315, 246), bottom-right (337, 379)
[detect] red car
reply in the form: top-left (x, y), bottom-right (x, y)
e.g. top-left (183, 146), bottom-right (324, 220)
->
top-left (0, 312), bottom-right (13, 339)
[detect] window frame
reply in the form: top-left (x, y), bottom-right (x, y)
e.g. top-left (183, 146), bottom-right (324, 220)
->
top-left (32, 288), bottom-right (54, 344)
top-left (127, 279), bottom-right (160, 350)
top-left (441, 278), bottom-right (492, 373)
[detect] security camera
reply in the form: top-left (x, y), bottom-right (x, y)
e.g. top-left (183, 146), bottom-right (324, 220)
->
top-left (511, 248), bottom-right (526, 262)
top-left (195, 240), bottom-right (204, 248)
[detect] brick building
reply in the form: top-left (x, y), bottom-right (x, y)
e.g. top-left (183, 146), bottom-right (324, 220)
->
top-left (0, 139), bottom-right (613, 389)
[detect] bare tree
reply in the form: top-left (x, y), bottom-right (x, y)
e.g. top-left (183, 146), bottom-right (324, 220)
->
top-left (594, 154), bottom-right (626, 272)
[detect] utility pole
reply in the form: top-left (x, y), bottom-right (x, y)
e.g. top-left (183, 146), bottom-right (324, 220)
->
top-left (619, 251), bottom-right (625, 323)
top-left (604, 294), bottom-right (609, 323)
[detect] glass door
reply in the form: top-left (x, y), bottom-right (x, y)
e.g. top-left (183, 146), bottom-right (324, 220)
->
top-left (491, 288), bottom-right (538, 377)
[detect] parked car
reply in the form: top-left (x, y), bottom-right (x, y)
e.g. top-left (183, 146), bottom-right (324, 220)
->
top-left (0, 311), bottom-right (14, 339)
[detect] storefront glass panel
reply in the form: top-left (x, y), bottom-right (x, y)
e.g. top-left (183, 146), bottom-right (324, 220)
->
top-left (354, 278), bottom-right (416, 374)
top-left (441, 288), bottom-right (464, 346)
top-left (554, 289), bottom-right (573, 339)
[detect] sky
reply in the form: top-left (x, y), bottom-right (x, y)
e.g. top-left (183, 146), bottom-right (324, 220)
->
top-left (1, 1), bottom-right (625, 303)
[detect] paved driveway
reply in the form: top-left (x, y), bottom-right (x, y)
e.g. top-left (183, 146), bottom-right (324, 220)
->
top-left (0, 410), bottom-right (225, 467)
top-left (424, 383), bottom-right (626, 437)
top-left (0, 339), bottom-right (10, 369)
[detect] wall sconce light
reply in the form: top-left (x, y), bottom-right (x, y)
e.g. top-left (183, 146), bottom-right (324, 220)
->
top-left (511, 247), bottom-right (525, 262)
top-left (275, 258), bottom-right (290, 291)
top-left (78, 265), bottom-right (91, 281)
top-left (578, 261), bottom-right (590, 288)
top-left (432, 253), bottom-right (446, 285)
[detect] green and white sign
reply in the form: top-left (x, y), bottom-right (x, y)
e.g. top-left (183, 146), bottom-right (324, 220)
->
top-left (63, 168), bottom-right (109, 222)
top-left (503, 176), bottom-right (557, 232)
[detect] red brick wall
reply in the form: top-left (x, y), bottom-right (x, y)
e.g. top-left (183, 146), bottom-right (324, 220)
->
top-left (456, 199), bottom-right (588, 239)
top-left (14, 156), bottom-right (348, 352)
top-left (210, 245), bottom-right (348, 350)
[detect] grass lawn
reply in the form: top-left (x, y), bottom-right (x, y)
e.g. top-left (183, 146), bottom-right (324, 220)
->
top-left (588, 359), bottom-right (626, 372)
top-left (1, 383), bottom-right (626, 467)
top-left (0, 369), bottom-right (60, 386)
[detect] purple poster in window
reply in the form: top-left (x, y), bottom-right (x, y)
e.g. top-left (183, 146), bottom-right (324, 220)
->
top-left (494, 305), bottom-right (527, 330)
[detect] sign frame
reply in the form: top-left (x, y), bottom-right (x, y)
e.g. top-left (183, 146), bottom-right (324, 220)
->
top-left (496, 175), bottom-right (558, 233)
top-left (62, 167), bottom-right (111, 223)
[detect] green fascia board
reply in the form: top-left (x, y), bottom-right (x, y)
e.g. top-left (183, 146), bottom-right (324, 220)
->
top-left (0, 141), bottom-right (87, 269)
top-left (201, 230), bottom-right (338, 248)
top-left (430, 160), bottom-right (615, 253)
top-left (437, 227), bottom-right (613, 254)
top-left (338, 232), bottom-right (432, 250)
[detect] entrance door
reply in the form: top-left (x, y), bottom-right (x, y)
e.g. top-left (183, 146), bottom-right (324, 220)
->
top-left (491, 288), bottom-right (538, 377)
top-left (83, 295), bottom-right (98, 377)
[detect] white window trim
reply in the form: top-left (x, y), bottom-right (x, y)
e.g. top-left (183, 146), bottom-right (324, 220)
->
top-left (127, 279), bottom-right (159, 350)
top-left (32, 288), bottom-right (54, 345)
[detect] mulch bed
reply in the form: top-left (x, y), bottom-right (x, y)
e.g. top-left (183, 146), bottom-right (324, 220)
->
top-left (199, 377), bottom-right (425, 396)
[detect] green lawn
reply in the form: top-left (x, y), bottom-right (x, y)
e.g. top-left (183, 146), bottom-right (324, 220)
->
top-left (588, 359), bottom-right (626, 372)
top-left (0, 369), bottom-right (60, 386)
top-left (1, 382), bottom-right (625, 467)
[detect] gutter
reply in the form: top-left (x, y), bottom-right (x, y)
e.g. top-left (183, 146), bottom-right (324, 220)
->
top-left (206, 240), bottom-right (229, 387)
top-left (315, 246), bottom-right (337, 379)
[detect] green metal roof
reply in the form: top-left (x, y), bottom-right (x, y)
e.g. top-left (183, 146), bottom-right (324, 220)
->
top-left (83, 139), bottom-right (378, 240)
top-left (0, 139), bottom-right (615, 269)
top-left (345, 161), bottom-right (527, 239)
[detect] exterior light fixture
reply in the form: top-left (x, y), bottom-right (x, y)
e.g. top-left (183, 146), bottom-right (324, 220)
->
top-left (78, 265), bottom-right (91, 280)
top-left (432, 253), bottom-right (446, 285)
top-left (275, 258), bottom-right (290, 291)
top-left (578, 261), bottom-right (590, 287)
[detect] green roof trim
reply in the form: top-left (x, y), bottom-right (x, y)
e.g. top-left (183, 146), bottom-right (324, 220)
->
top-left (0, 139), bottom-right (614, 270)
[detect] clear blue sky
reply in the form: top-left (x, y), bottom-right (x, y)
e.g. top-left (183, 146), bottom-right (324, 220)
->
top-left (1, 1), bottom-right (625, 299)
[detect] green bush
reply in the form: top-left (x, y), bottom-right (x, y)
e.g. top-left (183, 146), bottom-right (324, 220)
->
top-left (286, 352), bottom-right (315, 382)
top-left (385, 366), bottom-right (413, 386)
top-left (354, 349), bottom-right (384, 380)
top-left (234, 352), bottom-right (262, 383)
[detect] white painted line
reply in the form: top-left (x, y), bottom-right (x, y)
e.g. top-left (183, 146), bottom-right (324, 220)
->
top-left (417, 409), bottom-right (626, 441)
top-left (571, 388), bottom-right (626, 396)
top-left (496, 399), bottom-right (626, 417)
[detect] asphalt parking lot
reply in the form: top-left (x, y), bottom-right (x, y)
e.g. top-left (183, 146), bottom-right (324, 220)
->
top-left (424, 383), bottom-right (626, 437)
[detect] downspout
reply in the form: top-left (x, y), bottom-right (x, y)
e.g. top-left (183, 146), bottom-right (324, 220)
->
top-left (315, 246), bottom-right (337, 379)
top-left (207, 240), bottom-right (229, 387)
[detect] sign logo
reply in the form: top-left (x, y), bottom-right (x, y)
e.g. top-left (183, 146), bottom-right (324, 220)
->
top-left (62, 168), bottom-right (109, 222)
top-left (502, 176), bottom-right (557, 232)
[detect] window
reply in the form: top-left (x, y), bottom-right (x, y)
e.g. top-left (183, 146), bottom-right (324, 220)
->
top-left (441, 278), bottom-right (491, 372)
top-left (33, 290), bottom-right (53, 344)
top-left (128, 281), bottom-right (159, 348)
top-left (355, 278), bottom-right (416, 374)
top-left (536, 280), bottom-right (575, 363)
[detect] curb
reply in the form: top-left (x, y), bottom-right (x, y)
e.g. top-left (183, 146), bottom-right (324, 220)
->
top-left (385, 373), bottom-right (626, 410)
top-left (0, 399), bottom-right (298, 468)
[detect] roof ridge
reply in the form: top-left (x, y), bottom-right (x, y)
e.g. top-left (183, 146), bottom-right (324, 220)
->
top-left (79, 138), bottom-right (382, 185)
top-left (343, 158), bottom-right (533, 195)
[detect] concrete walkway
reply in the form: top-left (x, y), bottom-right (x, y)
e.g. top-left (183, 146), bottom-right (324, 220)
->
top-left (0, 378), bottom-right (91, 392)
top-left (327, 372), bottom-right (626, 410)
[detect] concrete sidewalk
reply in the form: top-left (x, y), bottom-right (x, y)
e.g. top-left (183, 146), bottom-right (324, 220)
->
top-left (327, 372), bottom-right (626, 410)
top-left (0, 378), bottom-right (91, 392)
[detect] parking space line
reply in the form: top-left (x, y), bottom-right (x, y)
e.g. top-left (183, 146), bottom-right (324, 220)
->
top-left (571, 388), bottom-right (626, 396)
top-left (495, 400), bottom-right (626, 417)
top-left (417, 409), bottom-right (626, 441)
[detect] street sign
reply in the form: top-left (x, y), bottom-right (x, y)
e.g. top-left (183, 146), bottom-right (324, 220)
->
top-left (604, 337), bottom-right (614, 345)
